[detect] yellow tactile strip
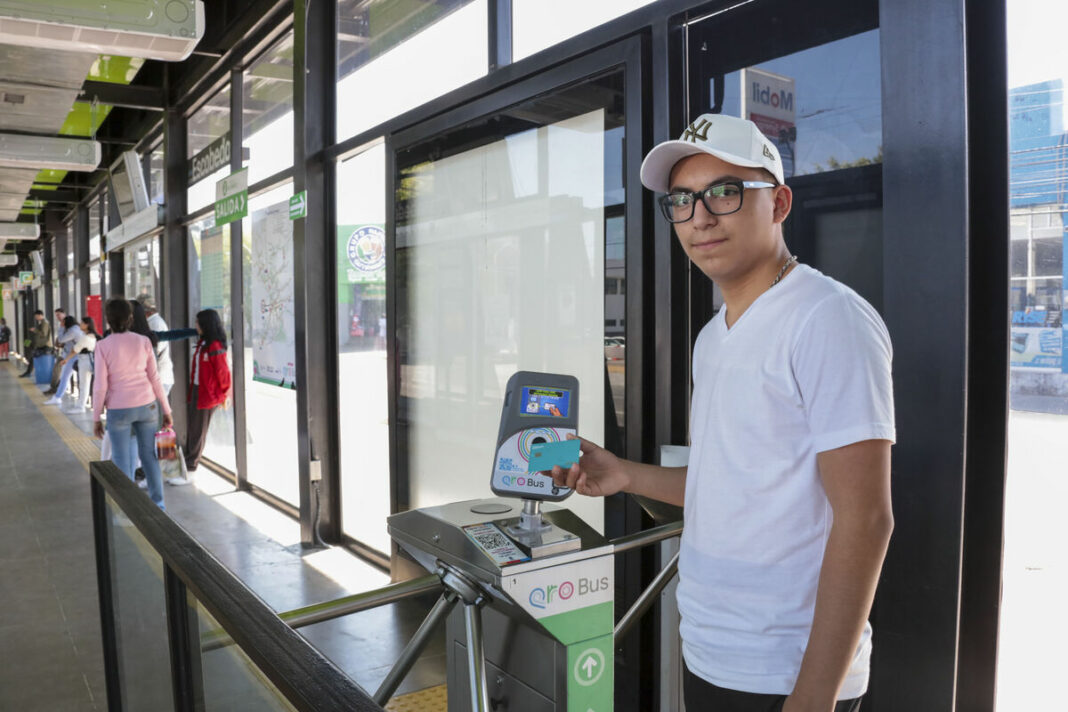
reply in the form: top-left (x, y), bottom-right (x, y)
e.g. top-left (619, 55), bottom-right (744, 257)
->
top-left (385, 684), bottom-right (447, 712)
top-left (8, 362), bottom-right (99, 470)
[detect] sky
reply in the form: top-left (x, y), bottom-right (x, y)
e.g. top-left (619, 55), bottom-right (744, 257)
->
top-left (1008, 0), bottom-right (1068, 89)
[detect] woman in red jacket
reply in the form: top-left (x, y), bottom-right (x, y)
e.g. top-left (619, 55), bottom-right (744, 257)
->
top-left (175, 309), bottom-right (232, 483)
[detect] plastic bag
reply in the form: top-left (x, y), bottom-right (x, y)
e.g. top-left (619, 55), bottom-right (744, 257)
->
top-left (100, 429), bottom-right (112, 461)
top-left (155, 428), bottom-right (182, 481)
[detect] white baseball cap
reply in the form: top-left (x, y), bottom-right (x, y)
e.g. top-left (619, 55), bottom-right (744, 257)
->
top-left (639, 113), bottom-right (784, 192)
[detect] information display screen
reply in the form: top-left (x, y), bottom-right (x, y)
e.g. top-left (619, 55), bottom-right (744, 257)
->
top-left (519, 386), bottom-right (571, 418)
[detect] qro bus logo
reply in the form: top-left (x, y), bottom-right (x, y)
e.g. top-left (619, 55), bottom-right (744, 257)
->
top-left (528, 576), bottom-right (609, 609)
top-left (529, 580), bottom-right (574, 609)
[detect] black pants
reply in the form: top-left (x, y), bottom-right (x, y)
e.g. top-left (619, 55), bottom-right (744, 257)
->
top-left (21, 348), bottom-right (46, 375)
top-left (683, 663), bottom-right (862, 712)
top-left (185, 389), bottom-right (217, 471)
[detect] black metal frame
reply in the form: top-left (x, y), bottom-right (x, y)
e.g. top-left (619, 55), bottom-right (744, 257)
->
top-left (227, 67), bottom-right (251, 490)
top-left (75, 205), bottom-right (90, 310)
top-left (874, 0), bottom-right (1006, 708)
top-left (388, 35), bottom-right (655, 705)
top-left (293, 0), bottom-right (341, 546)
top-left (89, 459), bottom-right (382, 711)
top-left (958, 0), bottom-right (1009, 706)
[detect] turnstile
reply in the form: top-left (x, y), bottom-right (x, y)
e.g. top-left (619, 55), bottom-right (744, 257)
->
top-left (388, 498), bottom-right (615, 712)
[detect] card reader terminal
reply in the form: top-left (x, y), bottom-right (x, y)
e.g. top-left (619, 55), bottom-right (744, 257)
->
top-left (491, 371), bottom-right (578, 502)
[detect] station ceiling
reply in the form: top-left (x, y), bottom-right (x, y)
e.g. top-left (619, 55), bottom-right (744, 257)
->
top-left (0, 0), bottom-right (291, 282)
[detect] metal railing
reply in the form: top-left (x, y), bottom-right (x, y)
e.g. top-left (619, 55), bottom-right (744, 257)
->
top-left (93, 456), bottom-right (683, 711)
top-left (90, 460), bottom-right (384, 712)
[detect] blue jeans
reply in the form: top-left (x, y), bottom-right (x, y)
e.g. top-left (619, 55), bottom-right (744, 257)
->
top-left (55, 358), bottom-right (77, 395)
top-left (106, 402), bottom-right (165, 510)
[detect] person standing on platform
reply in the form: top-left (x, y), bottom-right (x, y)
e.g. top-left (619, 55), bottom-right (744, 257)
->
top-left (20, 310), bottom-right (52, 378)
top-left (92, 297), bottom-right (172, 510)
top-left (135, 294), bottom-right (175, 397)
top-left (173, 308), bottom-right (231, 485)
top-left (0, 318), bottom-right (10, 360)
top-left (551, 115), bottom-right (895, 712)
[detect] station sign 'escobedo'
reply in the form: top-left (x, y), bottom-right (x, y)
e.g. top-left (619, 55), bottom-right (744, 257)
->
top-left (188, 131), bottom-right (232, 187)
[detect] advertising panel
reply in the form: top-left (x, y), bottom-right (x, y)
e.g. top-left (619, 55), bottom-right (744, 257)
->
top-left (199, 226), bottom-right (226, 310)
top-left (250, 201), bottom-right (295, 388)
top-left (1010, 323), bottom-right (1062, 370)
top-left (337, 224), bottom-right (385, 287)
top-left (740, 67), bottom-right (796, 179)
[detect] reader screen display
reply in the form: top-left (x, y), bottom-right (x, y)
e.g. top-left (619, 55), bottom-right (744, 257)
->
top-left (519, 386), bottom-right (571, 418)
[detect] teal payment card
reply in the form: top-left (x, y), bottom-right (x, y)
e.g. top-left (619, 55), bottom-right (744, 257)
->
top-left (528, 439), bottom-right (581, 472)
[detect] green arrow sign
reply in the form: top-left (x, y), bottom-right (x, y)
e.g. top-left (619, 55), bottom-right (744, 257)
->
top-left (214, 168), bottom-right (248, 226)
top-left (289, 191), bottom-right (307, 220)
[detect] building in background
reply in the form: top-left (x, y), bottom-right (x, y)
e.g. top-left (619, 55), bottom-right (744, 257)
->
top-left (1009, 79), bottom-right (1068, 399)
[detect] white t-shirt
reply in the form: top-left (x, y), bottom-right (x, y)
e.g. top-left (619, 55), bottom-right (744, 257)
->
top-left (678, 264), bottom-right (896, 699)
top-left (147, 312), bottom-right (174, 387)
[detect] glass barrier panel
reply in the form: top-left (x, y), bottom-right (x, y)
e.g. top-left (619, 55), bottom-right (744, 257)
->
top-left (244, 32), bottom-right (295, 185)
top-left (188, 215), bottom-right (238, 473)
top-left (512, 0), bottom-right (656, 60)
top-left (193, 597), bottom-right (299, 712)
top-left (336, 142), bottom-right (390, 552)
top-left (188, 86), bottom-right (233, 215)
top-left (1000, 3), bottom-right (1068, 706)
top-left (104, 494), bottom-right (175, 711)
top-left (336, 0), bottom-right (486, 141)
top-left (395, 72), bottom-right (628, 533)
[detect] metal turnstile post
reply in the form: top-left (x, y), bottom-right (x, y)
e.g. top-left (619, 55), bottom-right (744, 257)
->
top-left (373, 590), bottom-right (459, 706)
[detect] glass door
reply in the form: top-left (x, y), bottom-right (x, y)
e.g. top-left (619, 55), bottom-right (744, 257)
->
top-left (392, 62), bottom-right (635, 537)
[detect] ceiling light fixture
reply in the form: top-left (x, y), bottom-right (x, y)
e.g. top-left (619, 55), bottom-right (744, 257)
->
top-left (0, 133), bottom-right (101, 172)
top-left (0, 0), bottom-right (205, 62)
top-left (0, 222), bottom-right (40, 239)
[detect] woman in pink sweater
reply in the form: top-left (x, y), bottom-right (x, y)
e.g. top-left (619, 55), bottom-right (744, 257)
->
top-left (93, 297), bottom-right (173, 509)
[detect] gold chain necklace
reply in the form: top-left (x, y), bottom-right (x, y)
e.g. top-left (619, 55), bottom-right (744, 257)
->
top-left (771, 254), bottom-right (797, 287)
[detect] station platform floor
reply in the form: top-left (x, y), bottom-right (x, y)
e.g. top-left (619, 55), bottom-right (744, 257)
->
top-left (0, 360), bottom-right (446, 711)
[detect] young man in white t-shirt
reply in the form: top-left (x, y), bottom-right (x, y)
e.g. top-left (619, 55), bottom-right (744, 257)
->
top-left (551, 114), bottom-right (895, 712)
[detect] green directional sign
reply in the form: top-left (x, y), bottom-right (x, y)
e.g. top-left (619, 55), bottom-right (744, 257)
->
top-left (18, 271), bottom-right (33, 286)
top-left (214, 168), bottom-right (248, 226)
top-left (289, 191), bottom-right (307, 220)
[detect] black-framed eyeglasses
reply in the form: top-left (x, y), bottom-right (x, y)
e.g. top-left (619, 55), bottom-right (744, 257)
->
top-left (657, 180), bottom-right (777, 223)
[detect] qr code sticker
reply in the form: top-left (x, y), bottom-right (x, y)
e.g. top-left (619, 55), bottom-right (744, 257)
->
top-left (471, 527), bottom-right (511, 551)
top-left (464, 523), bottom-right (529, 565)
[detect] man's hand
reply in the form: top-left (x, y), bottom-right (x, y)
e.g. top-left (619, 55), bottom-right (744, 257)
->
top-left (161, 413), bottom-right (173, 430)
top-left (549, 436), bottom-right (630, 497)
top-left (93, 421), bottom-right (105, 439)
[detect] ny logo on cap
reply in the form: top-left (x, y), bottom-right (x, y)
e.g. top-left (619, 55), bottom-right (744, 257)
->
top-left (763, 144), bottom-right (775, 160)
top-left (682, 118), bottom-right (712, 143)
